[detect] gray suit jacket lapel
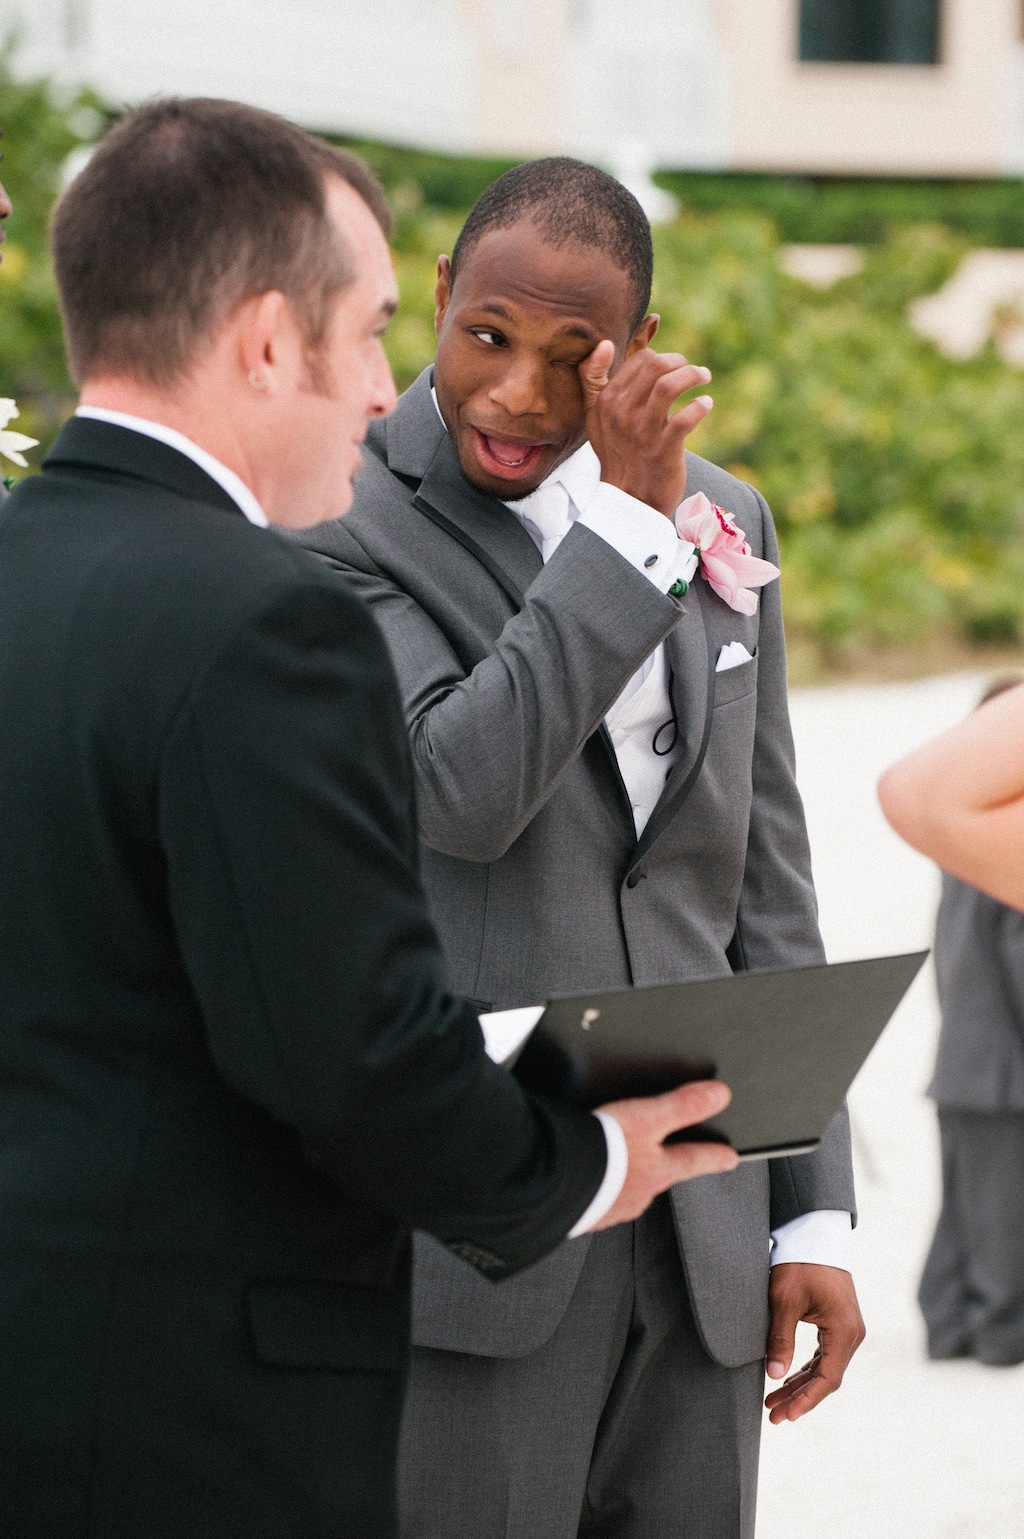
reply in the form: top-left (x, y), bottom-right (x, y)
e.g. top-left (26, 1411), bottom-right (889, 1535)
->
top-left (630, 578), bottom-right (716, 868)
top-left (380, 369), bottom-right (693, 840)
top-left (381, 369), bottom-right (543, 605)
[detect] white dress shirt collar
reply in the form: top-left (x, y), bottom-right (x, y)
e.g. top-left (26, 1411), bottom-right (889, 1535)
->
top-left (522, 439), bottom-right (601, 520)
top-left (74, 405), bottom-right (268, 529)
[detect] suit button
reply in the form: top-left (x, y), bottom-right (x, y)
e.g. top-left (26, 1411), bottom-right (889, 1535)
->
top-left (626, 870), bottom-right (646, 889)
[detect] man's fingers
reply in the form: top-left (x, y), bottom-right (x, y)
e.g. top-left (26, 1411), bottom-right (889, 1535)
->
top-left (599, 1078), bottom-right (731, 1143)
top-left (578, 340), bottom-right (616, 408)
top-left (643, 359), bottom-right (712, 410)
top-left (582, 344), bottom-right (712, 515)
top-left (608, 356), bottom-right (710, 421)
top-left (590, 1080), bottom-right (737, 1230)
top-left (764, 1267), bottom-right (865, 1422)
top-left (651, 1079), bottom-right (732, 1139)
top-left (666, 395), bottom-right (714, 439)
top-left (766, 1373), bottom-right (833, 1424)
top-left (765, 1296), bottom-right (801, 1380)
top-left (764, 1348), bottom-right (842, 1424)
top-left (661, 1137), bottom-right (739, 1183)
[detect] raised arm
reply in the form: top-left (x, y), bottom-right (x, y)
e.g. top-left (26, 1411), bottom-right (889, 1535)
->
top-left (313, 514), bottom-right (682, 862)
top-left (879, 682), bottom-right (1024, 909)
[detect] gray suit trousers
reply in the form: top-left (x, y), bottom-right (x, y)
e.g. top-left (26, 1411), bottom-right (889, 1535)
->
top-left (919, 1108), bottom-right (1024, 1366)
top-left (398, 1199), bottom-right (763, 1539)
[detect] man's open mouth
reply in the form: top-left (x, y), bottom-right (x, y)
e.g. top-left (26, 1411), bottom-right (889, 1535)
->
top-left (471, 428), bottom-right (549, 480)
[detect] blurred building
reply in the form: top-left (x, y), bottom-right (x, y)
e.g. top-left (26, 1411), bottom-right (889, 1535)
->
top-left (2, 0), bottom-right (1023, 178)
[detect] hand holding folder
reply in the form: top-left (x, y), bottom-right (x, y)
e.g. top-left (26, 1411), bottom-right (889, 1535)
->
top-left (483, 951), bottom-right (927, 1160)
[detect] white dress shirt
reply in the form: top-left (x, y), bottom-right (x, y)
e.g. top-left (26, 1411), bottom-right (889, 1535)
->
top-left (495, 442), bottom-right (853, 1267)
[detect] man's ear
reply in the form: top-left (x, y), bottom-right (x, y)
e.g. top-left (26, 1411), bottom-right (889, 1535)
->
top-left (434, 256), bottom-right (452, 337)
top-left (236, 289), bottom-right (292, 390)
top-left (627, 314), bottom-right (660, 355)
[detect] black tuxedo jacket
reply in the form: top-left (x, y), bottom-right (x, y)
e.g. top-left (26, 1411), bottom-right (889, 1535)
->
top-left (0, 419), bottom-right (604, 1539)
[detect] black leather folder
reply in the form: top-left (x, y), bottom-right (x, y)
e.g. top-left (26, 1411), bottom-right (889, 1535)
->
top-left (510, 951), bottom-right (929, 1159)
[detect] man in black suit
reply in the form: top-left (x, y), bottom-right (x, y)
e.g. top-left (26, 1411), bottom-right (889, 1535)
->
top-left (0, 100), bottom-right (736, 1539)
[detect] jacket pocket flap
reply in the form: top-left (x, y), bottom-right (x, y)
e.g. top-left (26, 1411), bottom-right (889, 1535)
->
top-left (714, 650), bottom-right (758, 706)
top-left (246, 1281), bottom-right (408, 1371)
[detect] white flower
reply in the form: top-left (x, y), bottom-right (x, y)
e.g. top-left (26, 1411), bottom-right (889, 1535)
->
top-left (0, 398), bottom-right (39, 469)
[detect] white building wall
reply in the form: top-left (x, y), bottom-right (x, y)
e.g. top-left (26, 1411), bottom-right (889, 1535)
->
top-left (720, 0), bottom-right (1021, 178)
top-left (566, 0), bottom-right (727, 170)
top-left (1, 0), bottom-right (1022, 179)
top-left (0, 0), bottom-right (477, 150)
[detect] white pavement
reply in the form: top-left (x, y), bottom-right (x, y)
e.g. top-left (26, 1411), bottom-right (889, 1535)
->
top-left (756, 672), bottom-right (1024, 1539)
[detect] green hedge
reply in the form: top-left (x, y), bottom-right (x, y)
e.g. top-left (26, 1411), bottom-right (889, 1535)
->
top-left (341, 134), bottom-right (1024, 247)
top-left (391, 209), bottom-right (1024, 667)
top-left (0, 47), bottom-right (102, 453)
top-left (653, 170), bottom-right (1024, 248)
top-left (5, 73), bottom-right (1024, 671)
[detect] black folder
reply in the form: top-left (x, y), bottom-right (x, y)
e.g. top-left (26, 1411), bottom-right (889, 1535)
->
top-left (510, 951), bottom-right (929, 1159)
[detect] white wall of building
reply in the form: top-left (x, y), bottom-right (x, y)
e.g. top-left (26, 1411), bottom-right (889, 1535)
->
top-left (1, 0), bottom-right (1022, 178)
top-left (721, 0), bottom-right (1022, 178)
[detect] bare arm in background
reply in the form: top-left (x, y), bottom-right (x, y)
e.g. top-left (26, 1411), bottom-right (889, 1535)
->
top-left (878, 682), bottom-right (1024, 909)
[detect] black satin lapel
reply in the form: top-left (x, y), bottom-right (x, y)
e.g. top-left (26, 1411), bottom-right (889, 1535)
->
top-left (629, 580), bottom-right (716, 867)
top-left (414, 435), bottom-right (544, 600)
top-left (43, 417), bottom-right (245, 517)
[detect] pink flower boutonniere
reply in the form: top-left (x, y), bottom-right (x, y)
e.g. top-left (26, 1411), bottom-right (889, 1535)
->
top-left (673, 492), bottom-right (780, 616)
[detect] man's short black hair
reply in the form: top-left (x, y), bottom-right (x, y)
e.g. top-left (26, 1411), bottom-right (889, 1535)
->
top-left (450, 157), bottom-right (653, 334)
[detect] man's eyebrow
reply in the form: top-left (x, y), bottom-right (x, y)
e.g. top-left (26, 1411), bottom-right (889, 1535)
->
top-left (474, 304), bottom-right (597, 344)
top-left (554, 323), bottom-right (598, 343)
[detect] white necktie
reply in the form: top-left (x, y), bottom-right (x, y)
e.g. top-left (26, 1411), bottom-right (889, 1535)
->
top-left (516, 481), bottom-right (572, 562)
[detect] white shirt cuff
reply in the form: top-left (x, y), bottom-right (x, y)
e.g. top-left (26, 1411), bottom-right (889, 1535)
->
top-left (578, 484), bottom-right (698, 594)
top-left (477, 1011), bottom-right (627, 1238)
top-left (478, 1005), bottom-right (545, 1065)
top-left (769, 1209), bottom-right (853, 1272)
top-left (568, 1110), bottom-right (629, 1237)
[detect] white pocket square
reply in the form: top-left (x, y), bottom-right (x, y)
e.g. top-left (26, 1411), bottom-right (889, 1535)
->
top-left (716, 642), bottom-right (755, 673)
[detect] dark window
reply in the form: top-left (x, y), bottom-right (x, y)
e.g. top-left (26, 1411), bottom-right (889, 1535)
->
top-left (799, 0), bottom-right (941, 64)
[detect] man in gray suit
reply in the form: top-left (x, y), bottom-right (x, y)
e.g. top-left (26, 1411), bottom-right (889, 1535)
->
top-left (919, 674), bottom-right (1024, 1367)
top-left (299, 158), bottom-right (864, 1538)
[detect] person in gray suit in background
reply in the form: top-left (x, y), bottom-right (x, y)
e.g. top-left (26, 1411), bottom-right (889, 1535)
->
top-left (298, 158), bottom-right (864, 1539)
top-left (918, 673), bottom-right (1024, 1367)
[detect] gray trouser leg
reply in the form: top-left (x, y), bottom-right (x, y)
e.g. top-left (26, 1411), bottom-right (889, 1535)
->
top-left (398, 1199), bottom-right (762, 1539)
top-left (919, 1108), bottom-right (1024, 1366)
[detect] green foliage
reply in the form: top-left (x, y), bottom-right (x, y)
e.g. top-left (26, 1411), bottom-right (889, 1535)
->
top-left (392, 205), bottom-right (1024, 665)
top-left (6, 86), bottom-right (1024, 669)
top-left (336, 135), bottom-right (518, 214)
top-left (335, 135), bottom-right (1024, 247)
top-left (649, 214), bottom-right (1024, 662)
top-left (0, 45), bottom-right (104, 467)
top-left (654, 169), bottom-right (1024, 248)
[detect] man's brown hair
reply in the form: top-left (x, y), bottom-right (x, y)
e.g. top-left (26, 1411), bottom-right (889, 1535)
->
top-left (51, 97), bottom-right (392, 386)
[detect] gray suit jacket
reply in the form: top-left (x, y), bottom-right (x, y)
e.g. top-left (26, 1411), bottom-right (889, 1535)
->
top-left (929, 872), bottom-right (1024, 1111)
top-left (298, 368), bottom-right (855, 1368)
